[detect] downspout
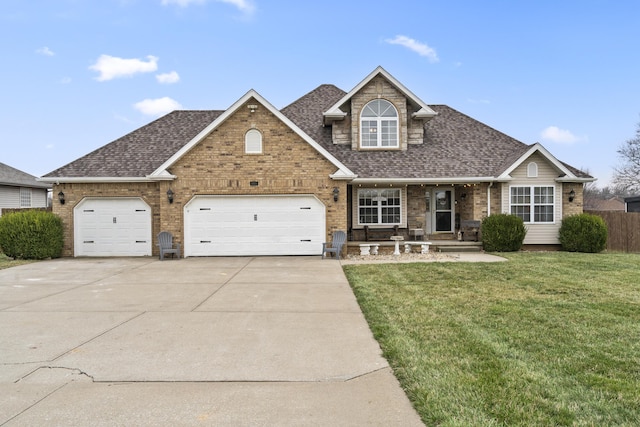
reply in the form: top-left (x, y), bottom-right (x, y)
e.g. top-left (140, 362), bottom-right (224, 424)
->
top-left (487, 182), bottom-right (494, 217)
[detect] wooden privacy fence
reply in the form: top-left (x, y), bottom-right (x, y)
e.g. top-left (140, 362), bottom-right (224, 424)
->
top-left (586, 210), bottom-right (640, 253)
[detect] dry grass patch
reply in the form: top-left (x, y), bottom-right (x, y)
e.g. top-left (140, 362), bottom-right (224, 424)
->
top-left (0, 253), bottom-right (35, 270)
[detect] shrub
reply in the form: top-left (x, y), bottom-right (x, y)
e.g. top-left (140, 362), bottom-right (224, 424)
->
top-left (0, 210), bottom-right (64, 259)
top-left (559, 213), bottom-right (607, 253)
top-left (481, 214), bottom-right (527, 252)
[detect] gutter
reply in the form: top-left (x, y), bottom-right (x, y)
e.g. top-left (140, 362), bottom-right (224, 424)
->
top-left (352, 177), bottom-right (497, 185)
top-left (37, 177), bottom-right (161, 184)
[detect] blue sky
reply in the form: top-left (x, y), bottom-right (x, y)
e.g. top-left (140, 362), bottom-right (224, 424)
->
top-left (2, 0), bottom-right (639, 187)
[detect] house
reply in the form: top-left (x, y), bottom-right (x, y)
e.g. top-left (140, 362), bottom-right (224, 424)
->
top-left (0, 162), bottom-right (51, 215)
top-left (584, 196), bottom-right (625, 211)
top-left (40, 67), bottom-right (593, 257)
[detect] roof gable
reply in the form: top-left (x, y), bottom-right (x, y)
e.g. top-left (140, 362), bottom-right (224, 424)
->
top-left (323, 66), bottom-right (437, 124)
top-left (497, 142), bottom-right (586, 181)
top-left (149, 89), bottom-right (355, 180)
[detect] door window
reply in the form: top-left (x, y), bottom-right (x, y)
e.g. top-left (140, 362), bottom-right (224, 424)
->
top-left (434, 190), bottom-right (453, 232)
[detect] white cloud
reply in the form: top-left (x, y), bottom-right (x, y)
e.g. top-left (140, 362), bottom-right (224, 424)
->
top-left (89, 54), bottom-right (158, 81)
top-left (133, 97), bottom-right (182, 116)
top-left (59, 77), bottom-right (72, 84)
top-left (540, 126), bottom-right (582, 144)
top-left (385, 35), bottom-right (439, 63)
top-left (219, 0), bottom-right (255, 13)
top-left (156, 71), bottom-right (180, 84)
top-left (161, 0), bottom-right (255, 13)
top-left (36, 46), bottom-right (55, 56)
top-left (161, 0), bottom-right (203, 5)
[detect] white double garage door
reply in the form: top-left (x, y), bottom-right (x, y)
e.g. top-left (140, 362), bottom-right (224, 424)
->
top-left (74, 195), bottom-right (326, 257)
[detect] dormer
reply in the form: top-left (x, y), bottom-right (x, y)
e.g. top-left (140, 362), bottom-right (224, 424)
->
top-left (323, 66), bottom-right (437, 151)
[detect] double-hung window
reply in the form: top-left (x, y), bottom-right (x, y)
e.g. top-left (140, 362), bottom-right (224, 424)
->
top-left (510, 186), bottom-right (554, 223)
top-left (358, 188), bottom-right (401, 225)
top-left (360, 99), bottom-right (398, 148)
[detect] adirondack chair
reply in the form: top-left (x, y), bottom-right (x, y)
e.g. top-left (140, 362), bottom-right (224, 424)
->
top-left (322, 230), bottom-right (346, 260)
top-left (157, 231), bottom-right (181, 260)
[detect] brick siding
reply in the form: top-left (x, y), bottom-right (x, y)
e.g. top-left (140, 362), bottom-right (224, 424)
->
top-left (53, 98), bottom-right (345, 257)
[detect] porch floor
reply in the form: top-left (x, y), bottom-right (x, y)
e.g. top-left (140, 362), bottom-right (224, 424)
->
top-left (346, 239), bottom-right (483, 255)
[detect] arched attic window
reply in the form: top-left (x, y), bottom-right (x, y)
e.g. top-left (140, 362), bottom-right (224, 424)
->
top-left (360, 99), bottom-right (399, 148)
top-left (527, 162), bottom-right (538, 178)
top-left (245, 129), bottom-right (262, 154)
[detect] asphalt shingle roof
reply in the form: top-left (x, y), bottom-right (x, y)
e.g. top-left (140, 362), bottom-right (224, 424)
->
top-left (44, 82), bottom-right (591, 181)
top-left (281, 84), bottom-right (593, 179)
top-left (0, 162), bottom-right (51, 188)
top-left (45, 110), bottom-right (223, 178)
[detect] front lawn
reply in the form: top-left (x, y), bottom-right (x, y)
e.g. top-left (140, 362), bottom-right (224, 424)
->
top-left (343, 252), bottom-right (640, 426)
top-left (0, 253), bottom-right (35, 270)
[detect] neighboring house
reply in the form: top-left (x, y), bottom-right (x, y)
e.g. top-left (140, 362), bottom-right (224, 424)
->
top-left (624, 196), bottom-right (640, 212)
top-left (40, 67), bottom-right (593, 257)
top-left (0, 162), bottom-right (51, 215)
top-left (584, 196), bottom-right (625, 211)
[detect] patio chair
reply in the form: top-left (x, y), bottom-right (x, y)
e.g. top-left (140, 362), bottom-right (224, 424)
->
top-left (322, 230), bottom-right (346, 260)
top-left (157, 231), bottom-right (181, 260)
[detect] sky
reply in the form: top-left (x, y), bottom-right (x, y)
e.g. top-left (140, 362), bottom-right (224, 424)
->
top-left (2, 0), bottom-right (639, 187)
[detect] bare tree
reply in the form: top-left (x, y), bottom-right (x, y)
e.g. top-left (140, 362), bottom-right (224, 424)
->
top-left (612, 119), bottom-right (640, 193)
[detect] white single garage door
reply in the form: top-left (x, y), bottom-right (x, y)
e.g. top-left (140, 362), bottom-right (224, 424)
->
top-left (184, 195), bottom-right (326, 257)
top-left (74, 198), bottom-right (152, 257)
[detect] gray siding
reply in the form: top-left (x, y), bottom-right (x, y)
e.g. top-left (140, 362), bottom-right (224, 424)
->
top-left (0, 185), bottom-right (49, 215)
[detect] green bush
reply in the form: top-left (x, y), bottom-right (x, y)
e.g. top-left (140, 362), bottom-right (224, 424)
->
top-left (559, 213), bottom-right (607, 253)
top-left (481, 214), bottom-right (527, 252)
top-left (0, 210), bottom-right (64, 259)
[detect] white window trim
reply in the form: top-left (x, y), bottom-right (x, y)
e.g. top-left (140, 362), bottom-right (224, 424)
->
top-left (509, 185), bottom-right (555, 224)
top-left (357, 188), bottom-right (403, 226)
top-left (359, 99), bottom-right (399, 149)
top-left (245, 129), bottom-right (263, 154)
top-left (527, 162), bottom-right (538, 177)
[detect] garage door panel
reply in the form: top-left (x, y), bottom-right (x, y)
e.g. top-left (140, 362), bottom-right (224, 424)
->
top-left (185, 195), bottom-right (326, 257)
top-left (74, 198), bottom-right (152, 257)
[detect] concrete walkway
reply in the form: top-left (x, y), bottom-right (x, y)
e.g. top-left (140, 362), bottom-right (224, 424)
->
top-left (0, 257), bottom-right (424, 426)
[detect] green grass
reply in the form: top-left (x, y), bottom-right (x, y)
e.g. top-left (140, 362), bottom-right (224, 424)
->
top-left (0, 253), bottom-right (35, 270)
top-left (343, 252), bottom-right (640, 426)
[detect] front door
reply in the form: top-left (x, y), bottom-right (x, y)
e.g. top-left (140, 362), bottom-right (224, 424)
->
top-left (433, 190), bottom-right (454, 232)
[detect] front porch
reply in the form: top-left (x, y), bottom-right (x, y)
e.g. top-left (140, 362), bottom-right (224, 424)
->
top-left (344, 183), bottom-right (494, 254)
top-left (346, 234), bottom-right (483, 255)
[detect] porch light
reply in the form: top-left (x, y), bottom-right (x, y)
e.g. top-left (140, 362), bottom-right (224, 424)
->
top-left (167, 188), bottom-right (174, 204)
top-left (58, 191), bottom-right (65, 205)
top-left (460, 193), bottom-right (467, 201)
top-left (332, 187), bottom-right (340, 202)
top-left (568, 189), bottom-right (575, 202)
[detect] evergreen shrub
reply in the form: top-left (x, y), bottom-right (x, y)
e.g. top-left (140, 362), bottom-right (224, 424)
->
top-left (0, 210), bottom-right (64, 259)
top-left (559, 213), bottom-right (607, 253)
top-left (481, 213), bottom-right (527, 252)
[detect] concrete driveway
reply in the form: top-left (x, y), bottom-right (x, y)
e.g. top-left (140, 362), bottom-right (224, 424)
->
top-left (0, 257), bottom-right (424, 426)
